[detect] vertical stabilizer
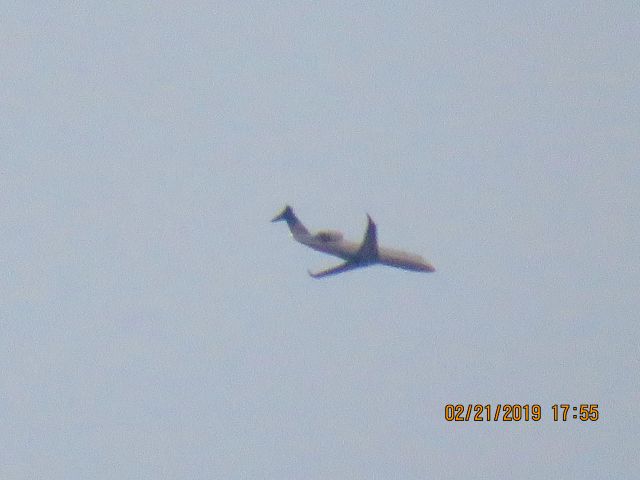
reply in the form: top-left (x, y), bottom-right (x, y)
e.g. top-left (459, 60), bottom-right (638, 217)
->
top-left (271, 205), bottom-right (309, 237)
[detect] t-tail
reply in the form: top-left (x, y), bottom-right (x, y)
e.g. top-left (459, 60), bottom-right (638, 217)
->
top-left (271, 205), bottom-right (309, 237)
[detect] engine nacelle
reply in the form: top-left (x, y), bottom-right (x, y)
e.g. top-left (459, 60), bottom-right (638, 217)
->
top-left (315, 230), bottom-right (344, 242)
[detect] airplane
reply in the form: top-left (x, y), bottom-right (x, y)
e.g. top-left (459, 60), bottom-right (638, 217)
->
top-left (271, 205), bottom-right (436, 278)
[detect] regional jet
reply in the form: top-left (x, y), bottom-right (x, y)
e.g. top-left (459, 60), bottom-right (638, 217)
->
top-left (272, 205), bottom-right (436, 278)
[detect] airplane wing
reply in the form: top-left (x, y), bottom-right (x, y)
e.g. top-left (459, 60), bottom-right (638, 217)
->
top-left (355, 214), bottom-right (379, 261)
top-left (308, 261), bottom-right (361, 278)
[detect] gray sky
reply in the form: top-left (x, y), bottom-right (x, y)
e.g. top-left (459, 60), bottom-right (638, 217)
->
top-left (2, 2), bottom-right (639, 478)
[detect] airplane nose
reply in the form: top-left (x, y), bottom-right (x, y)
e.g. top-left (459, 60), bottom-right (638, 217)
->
top-left (423, 262), bottom-right (436, 272)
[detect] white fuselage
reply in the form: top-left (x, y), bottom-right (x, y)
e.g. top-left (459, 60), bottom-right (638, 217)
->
top-left (294, 232), bottom-right (435, 272)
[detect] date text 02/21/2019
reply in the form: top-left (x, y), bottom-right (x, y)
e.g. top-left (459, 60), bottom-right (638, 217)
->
top-left (444, 404), bottom-right (600, 422)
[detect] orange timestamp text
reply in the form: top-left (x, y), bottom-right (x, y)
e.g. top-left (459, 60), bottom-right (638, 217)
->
top-left (444, 404), bottom-right (600, 422)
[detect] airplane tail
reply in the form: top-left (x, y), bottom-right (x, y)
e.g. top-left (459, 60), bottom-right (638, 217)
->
top-left (271, 205), bottom-right (309, 236)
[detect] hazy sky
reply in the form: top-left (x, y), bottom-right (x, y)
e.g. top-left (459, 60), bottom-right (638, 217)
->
top-left (2, 2), bottom-right (639, 478)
